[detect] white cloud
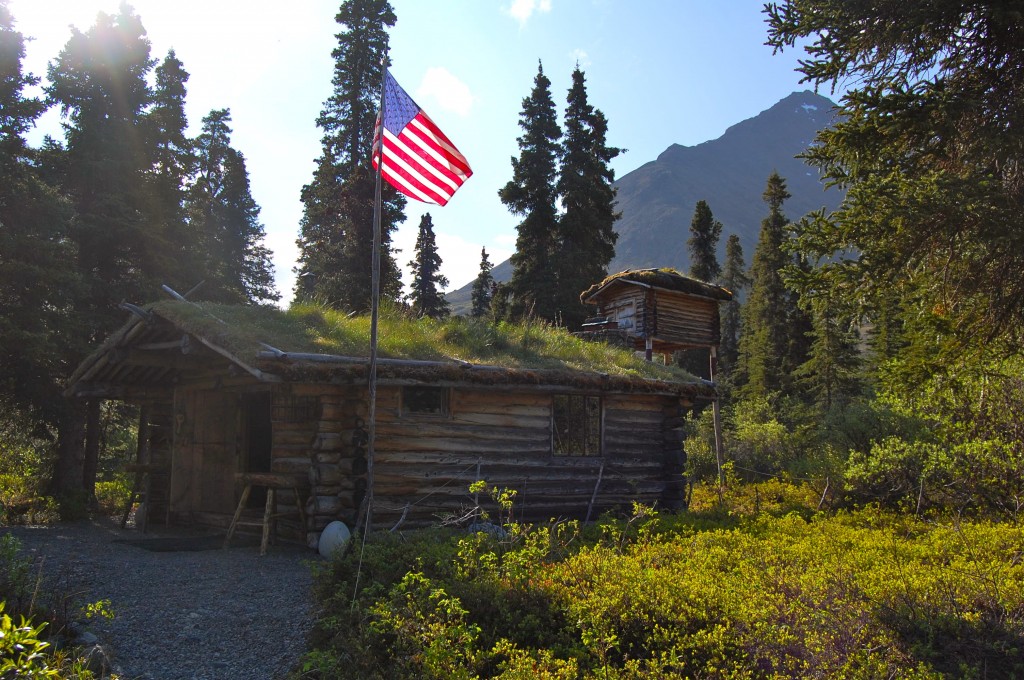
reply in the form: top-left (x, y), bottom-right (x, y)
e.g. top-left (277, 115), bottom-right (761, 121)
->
top-left (506, 0), bottom-right (552, 26)
top-left (570, 48), bottom-right (591, 67)
top-left (416, 67), bottom-right (475, 117)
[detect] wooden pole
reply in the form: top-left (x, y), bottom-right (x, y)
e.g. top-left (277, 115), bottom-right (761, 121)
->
top-left (361, 68), bottom-right (388, 537)
top-left (709, 346), bottom-right (725, 502)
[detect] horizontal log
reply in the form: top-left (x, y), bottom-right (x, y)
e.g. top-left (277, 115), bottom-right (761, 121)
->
top-left (306, 495), bottom-right (345, 516)
top-left (313, 431), bottom-right (359, 451)
top-left (452, 390), bottom-right (551, 410)
top-left (448, 412), bottom-right (551, 428)
top-left (287, 384), bottom-right (347, 398)
top-left (274, 429), bottom-right (316, 447)
top-left (310, 483), bottom-right (349, 496)
top-left (375, 437), bottom-right (550, 454)
top-left (307, 464), bottom-right (348, 485)
top-left (270, 456), bottom-right (311, 474)
top-left (375, 421), bottom-right (548, 442)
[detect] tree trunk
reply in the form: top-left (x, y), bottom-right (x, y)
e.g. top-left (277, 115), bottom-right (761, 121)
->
top-left (82, 398), bottom-right (102, 503)
top-left (48, 399), bottom-right (87, 499)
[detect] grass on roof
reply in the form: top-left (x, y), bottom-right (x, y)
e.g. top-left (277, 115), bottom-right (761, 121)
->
top-left (149, 300), bottom-right (699, 383)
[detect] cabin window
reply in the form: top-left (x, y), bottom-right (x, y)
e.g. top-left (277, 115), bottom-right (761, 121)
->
top-left (272, 395), bottom-right (319, 423)
top-left (402, 386), bottom-right (450, 417)
top-left (552, 394), bottom-right (602, 456)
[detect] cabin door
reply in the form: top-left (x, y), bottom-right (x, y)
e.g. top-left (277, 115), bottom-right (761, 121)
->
top-left (242, 392), bottom-right (273, 507)
top-left (192, 390), bottom-right (241, 515)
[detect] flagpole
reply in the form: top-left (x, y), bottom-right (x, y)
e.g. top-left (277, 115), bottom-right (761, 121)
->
top-left (362, 65), bottom-right (387, 538)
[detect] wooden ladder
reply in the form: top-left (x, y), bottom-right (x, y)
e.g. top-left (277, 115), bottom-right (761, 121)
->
top-left (223, 473), bottom-right (308, 555)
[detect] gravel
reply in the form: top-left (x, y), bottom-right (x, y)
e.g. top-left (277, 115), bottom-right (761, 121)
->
top-left (4, 517), bottom-right (317, 680)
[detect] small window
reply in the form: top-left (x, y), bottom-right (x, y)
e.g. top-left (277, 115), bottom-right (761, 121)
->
top-left (272, 395), bottom-right (319, 423)
top-left (553, 394), bottom-right (602, 456)
top-left (402, 386), bottom-right (450, 416)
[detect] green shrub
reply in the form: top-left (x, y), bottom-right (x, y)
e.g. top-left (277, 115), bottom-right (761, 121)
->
top-left (0, 534), bottom-right (34, 616)
top-left (299, 505), bottom-right (1024, 679)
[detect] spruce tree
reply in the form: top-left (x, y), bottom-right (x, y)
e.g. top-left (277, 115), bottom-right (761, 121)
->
top-left (500, 61), bottom-right (561, 321)
top-left (0, 0), bottom-right (77, 433)
top-left (719, 233), bottom-right (749, 372)
top-left (737, 172), bottom-right (793, 398)
top-left (295, 0), bottom-right (403, 311)
top-left (554, 65), bottom-right (621, 328)
top-left (407, 213), bottom-right (449, 319)
top-left (470, 247), bottom-right (494, 318)
top-left (145, 49), bottom-right (194, 292)
top-left (688, 199), bottom-right (722, 282)
top-left (186, 109), bottom-right (278, 304)
top-left (45, 6), bottom-right (160, 498)
top-left (793, 295), bottom-right (862, 411)
top-left (47, 6), bottom-right (160, 312)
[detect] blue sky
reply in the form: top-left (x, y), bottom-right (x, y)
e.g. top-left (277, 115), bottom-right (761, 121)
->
top-left (10, 0), bottom-right (815, 305)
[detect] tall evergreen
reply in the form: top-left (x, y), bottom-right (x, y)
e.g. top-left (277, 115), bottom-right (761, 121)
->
top-left (295, 0), bottom-right (403, 311)
top-left (47, 6), bottom-right (159, 317)
top-left (0, 0), bottom-right (77, 431)
top-left (688, 200), bottom-right (722, 283)
top-left (186, 109), bottom-right (278, 304)
top-left (737, 172), bottom-right (793, 398)
top-left (793, 295), bottom-right (862, 411)
top-left (718, 233), bottom-right (749, 372)
top-left (500, 61), bottom-right (561, 321)
top-left (407, 213), bottom-right (449, 319)
top-left (554, 65), bottom-right (621, 328)
top-left (470, 247), bottom-right (494, 318)
top-left (45, 6), bottom-right (159, 498)
top-left (145, 49), bottom-right (193, 292)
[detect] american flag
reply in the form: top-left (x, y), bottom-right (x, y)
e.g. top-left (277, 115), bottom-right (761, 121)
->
top-left (372, 70), bottom-right (472, 206)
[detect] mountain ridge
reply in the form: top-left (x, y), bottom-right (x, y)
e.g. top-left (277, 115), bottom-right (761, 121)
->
top-left (448, 90), bottom-right (843, 313)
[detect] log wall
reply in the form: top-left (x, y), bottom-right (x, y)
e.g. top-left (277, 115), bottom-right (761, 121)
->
top-left (596, 288), bottom-right (721, 349)
top-left (164, 381), bottom-right (693, 542)
top-left (352, 386), bottom-right (690, 529)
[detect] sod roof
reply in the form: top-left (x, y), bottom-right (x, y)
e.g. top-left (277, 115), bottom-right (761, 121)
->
top-left (581, 268), bottom-right (733, 303)
top-left (69, 300), bottom-right (715, 398)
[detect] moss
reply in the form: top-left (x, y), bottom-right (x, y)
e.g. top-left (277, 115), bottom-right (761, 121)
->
top-left (580, 268), bottom-right (734, 302)
top-left (145, 300), bottom-right (701, 386)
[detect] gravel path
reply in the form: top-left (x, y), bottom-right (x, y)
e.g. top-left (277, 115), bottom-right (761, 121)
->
top-left (4, 518), bottom-right (316, 680)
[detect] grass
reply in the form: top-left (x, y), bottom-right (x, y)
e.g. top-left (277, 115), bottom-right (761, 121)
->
top-left (150, 300), bottom-right (700, 383)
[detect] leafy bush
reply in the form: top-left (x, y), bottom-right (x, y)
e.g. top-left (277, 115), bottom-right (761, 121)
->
top-left (843, 356), bottom-right (1024, 517)
top-left (298, 498), bottom-right (1024, 679)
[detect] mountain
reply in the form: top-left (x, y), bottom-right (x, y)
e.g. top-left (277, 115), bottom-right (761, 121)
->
top-left (448, 90), bottom-right (843, 313)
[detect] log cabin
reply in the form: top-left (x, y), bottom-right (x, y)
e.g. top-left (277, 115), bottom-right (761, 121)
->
top-left (65, 301), bottom-right (716, 546)
top-left (579, 268), bottom-right (734, 362)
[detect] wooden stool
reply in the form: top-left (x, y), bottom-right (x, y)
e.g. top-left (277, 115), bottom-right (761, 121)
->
top-left (223, 473), bottom-right (308, 555)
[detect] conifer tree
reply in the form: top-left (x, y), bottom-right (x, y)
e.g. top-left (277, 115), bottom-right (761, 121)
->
top-left (186, 109), bottom-right (278, 304)
top-left (145, 49), bottom-right (194, 291)
top-left (45, 6), bottom-right (160, 498)
top-left (47, 6), bottom-right (159, 315)
top-left (688, 200), bottom-right (722, 282)
top-left (737, 172), bottom-right (793, 398)
top-left (500, 61), bottom-right (561, 321)
top-left (407, 213), bottom-right (449, 319)
top-left (719, 233), bottom-right (749, 372)
top-left (470, 247), bottom-right (494, 318)
top-left (793, 295), bottom-right (862, 411)
top-left (0, 0), bottom-right (77, 433)
top-left (554, 65), bottom-right (621, 328)
top-left (295, 0), bottom-right (403, 311)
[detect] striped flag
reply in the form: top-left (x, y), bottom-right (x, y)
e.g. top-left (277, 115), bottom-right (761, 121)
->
top-left (372, 70), bottom-right (472, 206)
